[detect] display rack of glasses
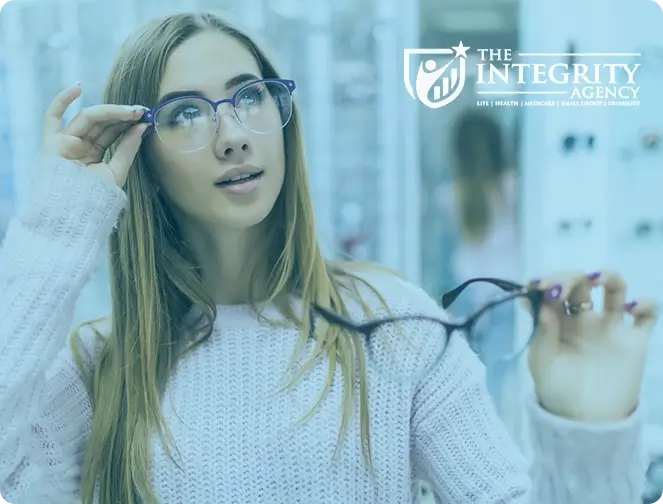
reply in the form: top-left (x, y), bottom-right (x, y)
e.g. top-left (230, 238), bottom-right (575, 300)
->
top-left (518, 0), bottom-right (663, 468)
top-left (608, 44), bottom-right (663, 449)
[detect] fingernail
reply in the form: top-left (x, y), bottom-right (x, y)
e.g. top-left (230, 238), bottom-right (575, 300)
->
top-left (624, 301), bottom-right (637, 311)
top-left (546, 284), bottom-right (563, 300)
top-left (74, 81), bottom-right (81, 87)
top-left (587, 272), bottom-right (601, 281)
top-left (529, 278), bottom-right (541, 286)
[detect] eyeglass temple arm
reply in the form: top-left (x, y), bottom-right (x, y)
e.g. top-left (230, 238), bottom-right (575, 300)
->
top-left (311, 304), bottom-right (364, 330)
top-left (139, 109), bottom-right (155, 124)
top-left (441, 277), bottom-right (524, 309)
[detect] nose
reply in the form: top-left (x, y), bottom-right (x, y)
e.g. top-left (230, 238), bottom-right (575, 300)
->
top-left (212, 110), bottom-right (252, 161)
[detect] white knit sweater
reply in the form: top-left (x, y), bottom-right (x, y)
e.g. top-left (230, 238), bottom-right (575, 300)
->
top-left (0, 157), bottom-right (647, 503)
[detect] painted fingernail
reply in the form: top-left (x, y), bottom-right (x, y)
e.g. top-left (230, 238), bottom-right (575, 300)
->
top-left (624, 301), bottom-right (637, 311)
top-left (529, 278), bottom-right (541, 286)
top-left (546, 284), bottom-right (563, 300)
top-left (121, 105), bottom-right (145, 112)
top-left (587, 272), bottom-right (601, 280)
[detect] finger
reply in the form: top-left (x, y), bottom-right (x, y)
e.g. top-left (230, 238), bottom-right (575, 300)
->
top-left (65, 104), bottom-right (147, 138)
top-left (93, 121), bottom-right (135, 151)
top-left (625, 298), bottom-right (659, 330)
top-left (536, 270), bottom-right (592, 307)
top-left (517, 291), bottom-right (550, 321)
top-left (107, 124), bottom-right (148, 183)
top-left (565, 272), bottom-right (595, 306)
top-left (594, 270), bottom-right (627, 315)
top-left (528, 302), bottom-right (562, 369)
top-left (43, 84), bottom-right (82, 136)
top-left (523, 280), bottom-right (560, 347)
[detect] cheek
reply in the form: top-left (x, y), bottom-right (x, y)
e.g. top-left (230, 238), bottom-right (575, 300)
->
top-left (151, 154), bottom-right (206, 212)
top-left (265, 132), bottom-right (286, 178)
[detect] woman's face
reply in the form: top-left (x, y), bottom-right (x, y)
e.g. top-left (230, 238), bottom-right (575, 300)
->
top-left (146, 31), bottom-right (286, 230)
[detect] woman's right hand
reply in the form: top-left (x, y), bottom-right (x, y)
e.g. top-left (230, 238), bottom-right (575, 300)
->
top-left (41, 83), bottom-right (150, 187)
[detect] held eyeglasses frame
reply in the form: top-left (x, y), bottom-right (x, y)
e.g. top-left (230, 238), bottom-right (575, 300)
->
top-left (311, 277), bottom-right (545, 382)
top-left (139, 78), bottom-right (297, 151)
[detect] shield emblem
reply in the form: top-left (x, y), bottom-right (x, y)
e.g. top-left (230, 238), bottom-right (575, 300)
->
top-left (404, 48), bottom-right (467, 108)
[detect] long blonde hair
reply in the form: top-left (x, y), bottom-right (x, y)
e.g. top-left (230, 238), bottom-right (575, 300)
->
top-left (71, 11), bottom-right (387, 504)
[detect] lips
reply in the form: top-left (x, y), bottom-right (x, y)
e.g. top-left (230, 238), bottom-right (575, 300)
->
top-left (215, 165), bottom-right (264, 186)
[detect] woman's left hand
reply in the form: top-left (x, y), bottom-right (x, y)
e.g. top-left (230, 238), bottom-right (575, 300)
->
top-left (527, 270), bottom-right (658, 422)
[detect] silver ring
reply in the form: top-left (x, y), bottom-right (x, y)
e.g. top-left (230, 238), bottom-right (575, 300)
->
top-left (563, 300), bottom-right (594, 315)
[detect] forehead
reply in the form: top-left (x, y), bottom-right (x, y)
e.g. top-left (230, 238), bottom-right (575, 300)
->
top-left (158, 31), bottom-right (262, 97)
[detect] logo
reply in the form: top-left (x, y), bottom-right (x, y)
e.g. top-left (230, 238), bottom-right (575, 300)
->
top-left (0, 0), bottom-right (13, 14)
top-left (404, 43), bottom-right (469, 109)
top-left (404, 42), bottom-right (642, 109)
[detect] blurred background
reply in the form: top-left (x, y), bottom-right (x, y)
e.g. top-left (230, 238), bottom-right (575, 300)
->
top-left (1, 0), bottom-right (662, 501)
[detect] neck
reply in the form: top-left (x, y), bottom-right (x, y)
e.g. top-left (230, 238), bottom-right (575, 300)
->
top-left (182, 220), bottom-right (270, 305)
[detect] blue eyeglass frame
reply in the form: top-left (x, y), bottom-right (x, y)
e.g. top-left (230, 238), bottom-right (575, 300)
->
top-left (139, 78), bottom-right (297, 132)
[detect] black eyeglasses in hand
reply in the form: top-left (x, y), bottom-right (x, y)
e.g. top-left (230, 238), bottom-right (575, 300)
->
top-left (312, 277), bottom-right (545, 382)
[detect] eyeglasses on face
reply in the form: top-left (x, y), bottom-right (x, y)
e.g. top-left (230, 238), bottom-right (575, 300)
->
top-left (139, 78), bottom-right (296, 153)
top-left (311, 277), bottom-right (544, 382)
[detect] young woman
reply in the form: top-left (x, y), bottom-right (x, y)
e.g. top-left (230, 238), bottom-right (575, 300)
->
top-left (0, 11), bottom-right (658, 504)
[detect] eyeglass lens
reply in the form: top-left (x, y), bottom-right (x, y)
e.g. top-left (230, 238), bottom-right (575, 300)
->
top-left (447, 283), bottom-right (525, 360)
top-left (153, 81), bottom-right (293, 152)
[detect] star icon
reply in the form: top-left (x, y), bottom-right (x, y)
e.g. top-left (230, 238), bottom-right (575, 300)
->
top-left (452, 41), bottom-right (470, 59)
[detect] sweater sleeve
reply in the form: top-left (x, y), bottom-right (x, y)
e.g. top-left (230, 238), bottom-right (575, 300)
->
top-left (411, 334), bottom-right (647, 504)
top-left (0, 156), bottom-right (126, 502)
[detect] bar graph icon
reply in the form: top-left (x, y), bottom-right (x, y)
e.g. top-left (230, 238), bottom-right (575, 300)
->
top-left (434, 68), bottom-right (459, 101)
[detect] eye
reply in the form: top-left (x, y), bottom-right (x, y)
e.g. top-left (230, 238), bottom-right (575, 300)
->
top-left (169, 104), bottom-right (203, 125)
top-left (237, 84), bottom-right (266, 106)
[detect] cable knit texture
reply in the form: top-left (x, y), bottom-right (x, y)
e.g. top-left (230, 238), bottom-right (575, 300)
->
top-left (0, 157), bottom-right (647, 503)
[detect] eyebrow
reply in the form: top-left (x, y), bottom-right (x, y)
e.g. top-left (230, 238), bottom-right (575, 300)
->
top-left (156, 72), bottom-right (262, 105)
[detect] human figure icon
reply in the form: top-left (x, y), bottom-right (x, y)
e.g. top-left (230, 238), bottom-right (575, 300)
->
top-left (416, 58), bottom-right (452, 102)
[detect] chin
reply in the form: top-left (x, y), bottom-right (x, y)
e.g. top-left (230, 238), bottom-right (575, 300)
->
top-left (214, 205), bottom-right (276, 230)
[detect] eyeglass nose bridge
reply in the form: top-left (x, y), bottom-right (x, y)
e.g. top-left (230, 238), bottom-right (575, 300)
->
top-left (210, 97), bottom-right (243, 131)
